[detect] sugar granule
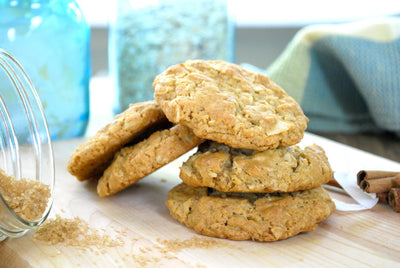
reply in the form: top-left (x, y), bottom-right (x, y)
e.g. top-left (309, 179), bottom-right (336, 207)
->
top-left (0, 168), bottom-right (51, 222)
top-left (33, 214), bottom-right (124, 249)
top-left (158, 236), bottom-right (229, 253)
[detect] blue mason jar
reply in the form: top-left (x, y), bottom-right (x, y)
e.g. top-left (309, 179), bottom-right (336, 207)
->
top-left (109, 0), bottom-right (235, 114)
top-left (0, 0), bottom-right (91, 140)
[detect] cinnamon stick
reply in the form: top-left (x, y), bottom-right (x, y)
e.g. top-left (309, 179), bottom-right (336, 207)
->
top-left (376, 192), bottom-right (389, 204)
top-left (357, 170), bottom-right (400, 186)
top-left (360, 174), bottom-right (400, 193)
top-left (326, 176), bottom-right (342, 188)
top-left (325, 176), bottom-right (388, 204)
top-left (388, 188), bottom-right (400, 212)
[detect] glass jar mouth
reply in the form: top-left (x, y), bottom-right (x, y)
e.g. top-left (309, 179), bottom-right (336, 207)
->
top-left (0, 48), bottom-right (55, 241)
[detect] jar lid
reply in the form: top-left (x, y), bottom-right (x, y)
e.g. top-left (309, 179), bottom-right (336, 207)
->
top-left (0, 48), bottom-right (54, 241)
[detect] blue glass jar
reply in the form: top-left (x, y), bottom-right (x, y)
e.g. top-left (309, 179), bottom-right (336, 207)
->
top-left (109, 0), bottom-right (235, 113)
top-left (0, 0), bottom-right (91, 140)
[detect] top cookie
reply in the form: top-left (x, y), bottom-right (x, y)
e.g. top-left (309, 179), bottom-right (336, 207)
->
top-left (153, 60), bottom-right (308, 151)
top-left (67, 101), bottom-right (167, 181)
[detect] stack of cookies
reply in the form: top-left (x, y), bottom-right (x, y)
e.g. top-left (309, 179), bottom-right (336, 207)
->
top-left (154, 60), bottom-right (335, 242)
top-left (67, 60), bottom-right (335, 242)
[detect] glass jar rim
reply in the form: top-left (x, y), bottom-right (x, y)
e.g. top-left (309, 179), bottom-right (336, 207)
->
top-left (0, 48), bottom-right (54, 240)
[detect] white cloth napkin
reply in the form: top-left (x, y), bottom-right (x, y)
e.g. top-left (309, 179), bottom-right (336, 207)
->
top-left (332, 172), bottom-right (378, 211)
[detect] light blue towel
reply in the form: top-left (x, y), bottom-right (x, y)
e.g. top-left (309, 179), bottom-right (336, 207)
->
top-left (264, 17), bottom-right (400, 135)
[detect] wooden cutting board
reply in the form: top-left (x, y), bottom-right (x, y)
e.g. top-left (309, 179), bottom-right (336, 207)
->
top-left (1, 133), bottom-right (399, 267)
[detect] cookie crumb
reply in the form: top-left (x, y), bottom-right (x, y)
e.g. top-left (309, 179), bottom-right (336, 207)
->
top-left (0, 168), bottom-right (51, 222)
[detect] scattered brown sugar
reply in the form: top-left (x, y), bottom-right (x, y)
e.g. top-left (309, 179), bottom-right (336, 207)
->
top-left (131, 253), bottom-right (159, 267)
top-left (33, 214), bottom-right (124, 250)
top-left (33, 215), bottom-right (224, 267)
top-left (127, 236), bottom-right (228, 266)
top-left (157, 236), bottom-right (229, 253)
top-left (0, 168), bottom-right (51, 222)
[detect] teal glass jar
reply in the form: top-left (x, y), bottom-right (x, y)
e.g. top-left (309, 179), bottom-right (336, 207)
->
top-left (109, 0), bottom-right (235, 113)
top-left (0, 0), bottom-right (91, 140)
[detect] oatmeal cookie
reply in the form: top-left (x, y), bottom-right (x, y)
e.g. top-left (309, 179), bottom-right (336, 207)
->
top-left (166, 183), bottom-right (335, 241)
top-left (67, 101), bottom-right (167, 181)
top-left (97, 124), bottom-right (203, 197)
top-left (153, 60), bottom-right (308, 151)
top-left (179, 141), bottom-right (332, 193)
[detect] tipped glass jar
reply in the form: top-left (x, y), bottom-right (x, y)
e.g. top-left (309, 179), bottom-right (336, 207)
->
top-left (109, 0), bottom-right (235, 113)
top-left (0, 0), bottom-right (91, 140)
top-left (0, 49), bottom-right (54, 242)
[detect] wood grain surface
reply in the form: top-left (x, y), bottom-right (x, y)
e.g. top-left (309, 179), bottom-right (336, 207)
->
top-left (1, 133), bottom-right (399, 267)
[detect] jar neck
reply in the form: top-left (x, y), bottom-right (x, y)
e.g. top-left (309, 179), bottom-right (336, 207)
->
top-left (6, 0), bottom-right (51, 6)
top-left (2, 0), bottom-right (74, 8)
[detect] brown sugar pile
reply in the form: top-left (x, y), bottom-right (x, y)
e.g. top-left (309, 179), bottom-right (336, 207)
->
top-left (33, 214), bottom-right (124, 250)
top-left (0, 168), bottom-right (51, 222)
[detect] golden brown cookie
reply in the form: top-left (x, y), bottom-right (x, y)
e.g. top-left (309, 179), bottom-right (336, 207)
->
top-left (67, 101), bottom-right (167, 181)
top-left (165, 183), bottom-right (335, 242)
top-left (97, 124), bottom-right (203, 197)
top-left (179, 141), bottom-right (332, 193)
top-left (153, 60), bottom-right (308, 151)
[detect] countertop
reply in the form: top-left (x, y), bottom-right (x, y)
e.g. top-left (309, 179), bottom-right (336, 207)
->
top-left (1, 132), bottom-right (399, 267)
